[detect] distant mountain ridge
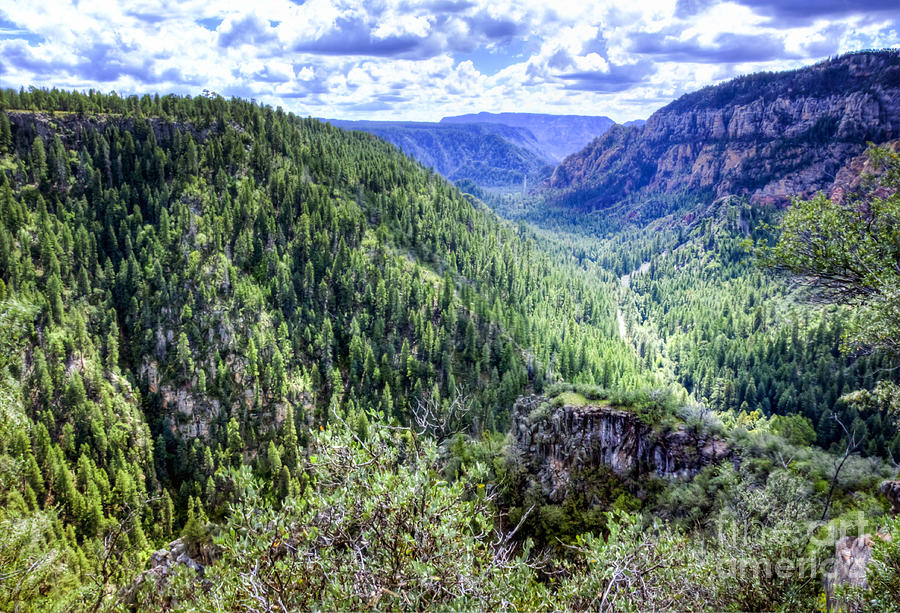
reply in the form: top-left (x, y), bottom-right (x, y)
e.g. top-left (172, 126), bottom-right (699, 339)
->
top-left (440, 112), bottom-right (620, 161)
top-left (328, 112), bottom-right (636, 190)
top-left (328, 119), bottom-right (552, 189)
top-left (542, 50), bottom-right (900, 218)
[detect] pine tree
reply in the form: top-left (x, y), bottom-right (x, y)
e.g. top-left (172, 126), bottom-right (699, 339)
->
top-left (276, 465), bottom-right (290, 501)
top-left (106, 329), bottom-right (119, 373)
top-left (30, 136), bottom-right (46, 183)
top-left (154, 435), bottom-right (169, 486)
top-left (176, 332), bottom-right (193, 381)
top-left (24, 452), bottom-right (44, 502)
top-left (381, 383), bottom-right (393, 416)
top-left (0, 112), bottom-right (10, 153)
top-left (265, 441), bottom-right (281, 478)
top-left (271, 348), bottom-right (286, 398)
top-left (160, 489), bottom-right (174, 538)
top-left (47, 274), bottom-right (64, 324)
top-left (226, 418), bottom-right (243, 467)
top-left (282, 408), bottom-right (298, 472)
top-left (181, 496), bottom-right (209, 550)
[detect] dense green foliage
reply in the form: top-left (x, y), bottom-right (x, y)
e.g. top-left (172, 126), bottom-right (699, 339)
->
top-left (125, 420), bottom-right (893, 612)
top-left (486, 192), bottom-right (899, 456)
top-left (860, 516), bottom-right (900, 611)
top-left (763, 146), bottom-right (900, 430)
top-left (0, 88), bottom-right (661, 609)
top-left (622, 201), bottom-right (899, 456)
top-left (0, 86), bottom-right (896, 611)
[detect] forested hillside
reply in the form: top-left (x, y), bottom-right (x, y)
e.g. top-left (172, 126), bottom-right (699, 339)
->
top-left (0, 88), bottom-right (666, 608)
top-left (614, 201), bottom-right (897, 456)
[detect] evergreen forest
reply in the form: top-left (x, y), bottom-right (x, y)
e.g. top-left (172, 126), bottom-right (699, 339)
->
top-left (0, 80), bottom-right (899, 612)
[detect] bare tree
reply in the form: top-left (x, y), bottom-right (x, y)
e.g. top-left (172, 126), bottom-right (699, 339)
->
top-left (819, 414), bottom-right (862, 524)
top-left (412, 391), bottom-right (472, 441)
top-left (87, 497), bottom-right (159, 613)
top-left (801, 413), bottom-right (863, 553)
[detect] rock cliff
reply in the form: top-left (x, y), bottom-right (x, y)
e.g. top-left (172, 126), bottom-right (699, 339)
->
top-left (511, 395), bottom-right (730, 501)
top-left (881, 480), bottom-right (900, 514)
top-left (123, 537), bottom-right (218, 605)
top-left (544, 50), bottom-right (900, 216)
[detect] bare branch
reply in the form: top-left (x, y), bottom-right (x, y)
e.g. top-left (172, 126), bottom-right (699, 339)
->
top-left (412, 391), bottom-right (472, 441)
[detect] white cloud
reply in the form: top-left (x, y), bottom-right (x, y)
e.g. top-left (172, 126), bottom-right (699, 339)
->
top-left (0, 0), bottom-right (896, 122)
top-left (372, 14), bottom-right (431, 39)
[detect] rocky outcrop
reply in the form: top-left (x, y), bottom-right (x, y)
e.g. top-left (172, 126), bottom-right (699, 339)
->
top-left (545, 50), bottom-right (900, 216)
top-left (5, 111), bottom-right (216, 156)
top-left (824, 535), bottom-right (873, 612)
top-left (822, 532), bottom-right (895, 613)
top-left (123, 537), bottom-right (218, 604)
top-left (511, 395), bottom-right (730, 501)
top-left (148, 537), bottom-right (217, 575)
top-left (881, 480), bottom-right (900, 514)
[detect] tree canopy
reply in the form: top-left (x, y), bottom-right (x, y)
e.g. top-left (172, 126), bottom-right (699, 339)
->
top-left (764, 146), bottom-right (900, 424)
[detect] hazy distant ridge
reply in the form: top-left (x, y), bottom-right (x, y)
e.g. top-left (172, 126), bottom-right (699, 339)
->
top-left (328, 119), bottom-right (552, 188)
top-left (440, 112), bottom-right (622, 161)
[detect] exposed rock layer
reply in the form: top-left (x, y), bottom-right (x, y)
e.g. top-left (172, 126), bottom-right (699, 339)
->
top-left (511, 395), bottom-right (730, 501)
top-left (440, 112), bottom-right (618, 162)
top-left (881, 480), bottom-right (900, 514)
top-left (124, 537), bottom-right (218, 604)
top-left (545, 51), bottom-right (900, 214)
top-left (328, 119), bottom-right (552, 188)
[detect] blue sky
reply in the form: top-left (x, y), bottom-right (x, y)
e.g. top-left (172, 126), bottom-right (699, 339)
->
top-left (0, 0), bottom-right (897, 122)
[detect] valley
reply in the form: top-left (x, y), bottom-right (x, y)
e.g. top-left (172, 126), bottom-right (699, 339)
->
top-left (325, 112), bottom-right (631, 192)
top-left (0, 49), bottom-right (899, 612)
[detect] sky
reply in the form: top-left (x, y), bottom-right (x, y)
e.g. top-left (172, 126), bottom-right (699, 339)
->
top-left (0, 0), bottom-right (898, 123)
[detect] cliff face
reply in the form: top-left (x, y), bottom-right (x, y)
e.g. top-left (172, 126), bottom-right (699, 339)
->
top-left (511, 395), bottom-right (730, 502)
top-left (545, 51), bottom-right (900, 213)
